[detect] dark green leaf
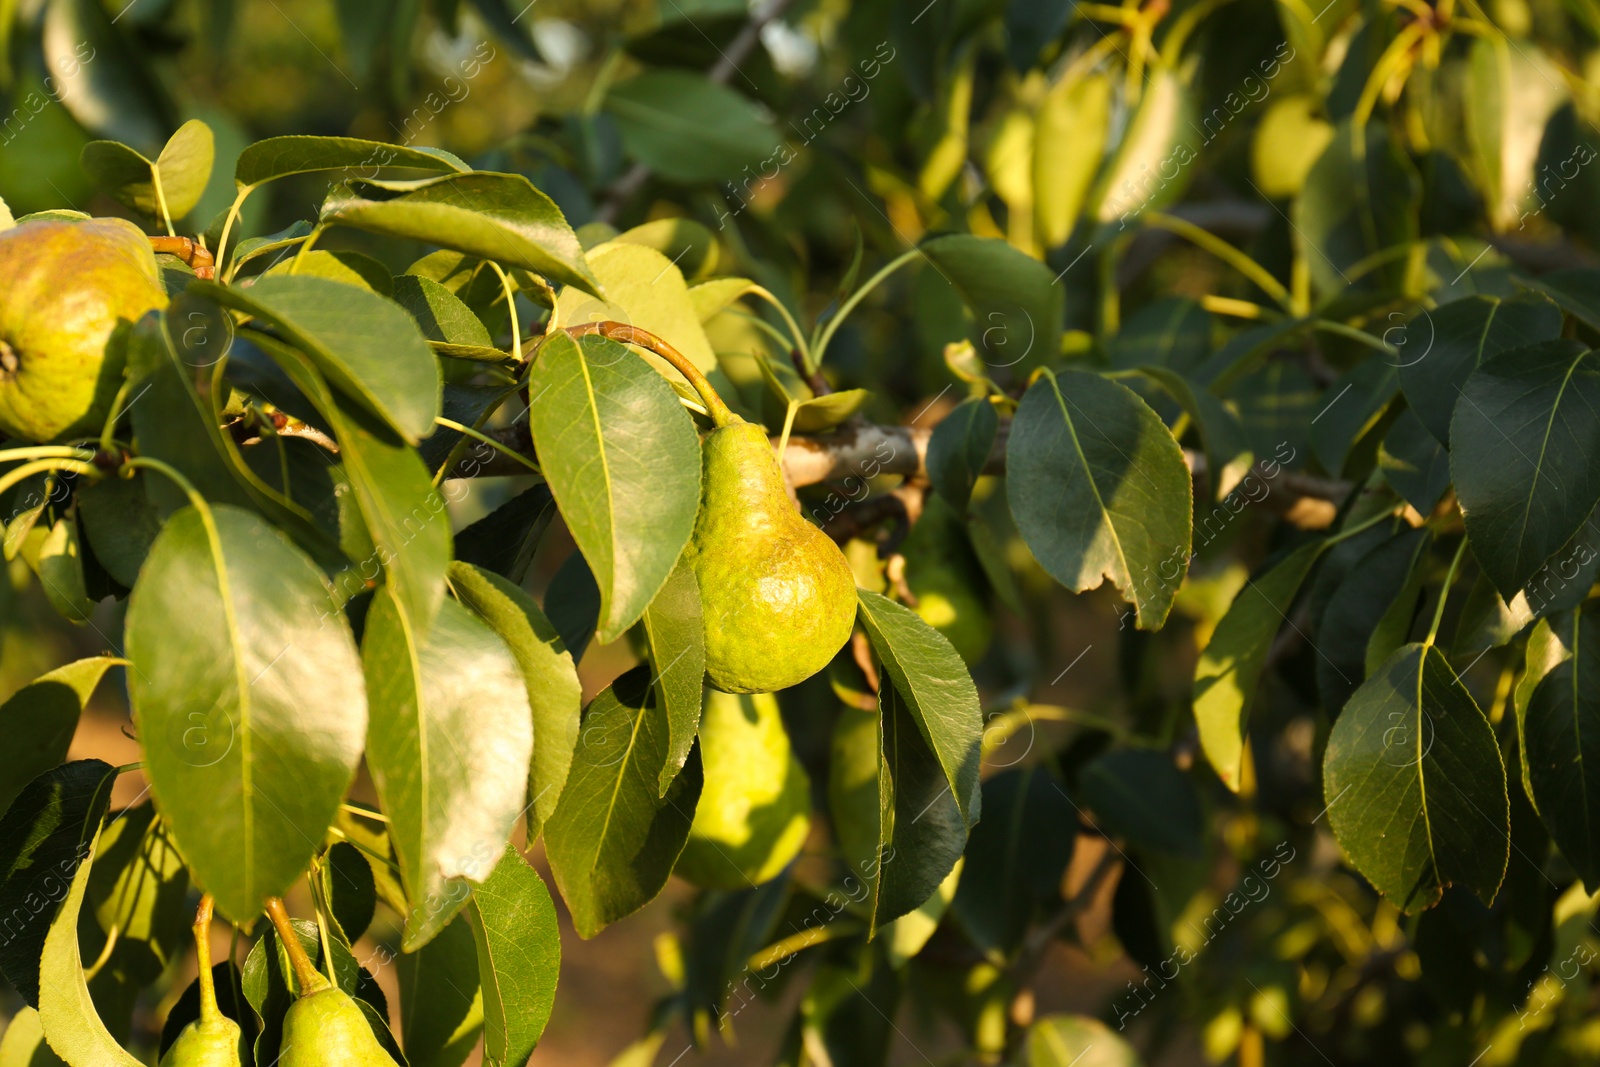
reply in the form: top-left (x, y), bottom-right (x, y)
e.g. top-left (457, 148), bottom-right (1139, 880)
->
top-left (1520, 268), bottom-right (1600, 334)
top-left (447, 562), bottom-right (582, 841)
top-left (828, 701), bottom-right (891, 932)
top-left (0, 658), bottom-right (123, 814)
top-left (1006, 370), bottom-right (1192, 629)
top-left (253, 333), bottom-right (451, 637)
top-left (77, 473), bottom-right (162, 589)
top-left (1452, 340), bottom-right (1600, 597)
top-left (641, 558), bottom-right (705, 796)
top-left (1398, 294), bottom-right (1562, 445)
top-left (125, 505), bottom-right (368, 923)
top-left (544, 667), bottom-right (703, 939)
top-left (951, 767), bottom-right (1076, 954)
top-left (1079, 749), bottom-right (1202, 858)
top-left (36, 515), bottom-right (94, 623)
top-left (1323, 643), bottom-right (1509, 913)
top-left (545, 551), bottom-right (601, 664)
top-left (1517, 604), bottom-right (1600, 890)
top-left (1308, 358), bottom-right (1398, 479)
top-left (466, 848), bottom-right (562, 1064)
top-left (1379, 409), bottom-right (1450, 512)
top-left (398, 914), bottom-right (482, 1067)
top-left (0, 760), bottom-right (117, 1006)
top-left (322, 840), bottom-right (377, 944)
top-left (234, 135), bottom-right (468, 188)
top-left (362, 592), bottom-right (534, 950)
top-left (1133, 365), bottom-right (1255, 500)
top-left (195, 275), bottom-right (440, 443)
top-left (605, 71), bottom-right (782, 185)
top-left (1316, 528), bottom-right (1431, 716)
top-left (527, 332), bottom-right (702, 644)
top-left (321, 172), bottom-right (599, 295)
top-left (920, 235), bottom-right (1063, 379)
top-left (80, 120), bottom-right (214, 220)
top-left (84, 805), bottom-right (189, 985)
top-left (925, 398), bottom-right (998, 512)
top-left (1194, 542), bottom-right (1325, 791)
top-left (452, 483), bottom-right (557, 585)
top-left (855, 589), bottom-right (983, 830)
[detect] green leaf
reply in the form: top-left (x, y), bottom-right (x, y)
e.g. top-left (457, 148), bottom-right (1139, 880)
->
top-left (1091, 70), bottom-right (1193, 224)
top-left (85, 804), bottom-right (190, 984)
top-left (466, 847), bottom-right (562, 1065)
top-left (877, 684), bottom-right (969, 926)
top-left (1294, 120), bottom-right (1420, 298)
top-left (1026, 1015), bottom-right (1144, 1067)
top-left (1079, 749), bottom-right (1203, 857)
top-left (265, 248), bottom-right (394, 295)
top-left (0, 1007), bottom-right (67, 1066)
top-left (855, 589), bottom-right (984, 830)
top-left (1033, 73), bottom-right (1112, 247)
top-left (362, 591), bottom-right (535, 950)
top-left (612, 217), bottom-right (719, 279)
top-left (544, 666), bottom-right (703, 939)
top-left (452, 484), bottom-right (557, 586)
top-left (1316, 528), bottom-right (1431, 716)
top-left (1397, 294), bottom-right (1562, 445)
top-left (321, 839), bottom-right (377, 943)
top-left (252, 332), bottom-right (451, 637)
top-left (35, 824), bottom-right (141, 1067)
top-left (447, 561), bottom-right (583, 841)
top-left (1379, 410), bottom-right (1450, 513)
top-left (1133, 365), bottom-right (1255, 500)
top-left (790, 390), bottom-right (872, 432)
top-left (0, 760), bottom-right (118, 1006)
top-left (1323, 643), bottom-right (1509, 913)
top-left (1522, 269), bottom-right (1600, 333)
top-left (526, 332), bottom-right (702, 644)
top-left (545, 551), bottom-right (601, 664)
top-left (1451, 339), bottom-right (1600, 596)
top-left (392, 274), bottom-right (493, 347)
top-left (234, 135), bottom-right (469, 188)
top-left (828, 701), bottom-right (892, 931)
top-left (1465, 37), bottom-right (1566, 231)
top-left (552, 241), bottom-right (718, 375)
top-left (1006, 370), bottom-right (1193, 629)
top-left (81, 120), bottom-right (215, 220)
top-left (1194, 542), bottom-right (1325, 791)
top-left (321, 172), bottom-right (599, 295)
top-left (397, 914), bottom-right (483, 1067)
top-left (605, 70), bottom-right (782, 185)
top-left (228, 220), bottom-right (314, 273)
top-left (77, 473), bottom-right (162, 589)
top-left (925, 398), bottom-right (998, 513)
top-left (125, 505), bottom-right (368, 922)
top-left (195, 275), bottom-right (440, 443)
top-left (950, 767), bottom-right (1076, 955)
top-left (1517, 604), bottom-right (1600, 891)
top-left (920, 235), bottom-right (1063, 378)
top-left (0, 658), bottom-right (122, 813)
top-left (641, 558), bottom-right (706, 796)
top-left (36, 516), bottom-right (93, 623)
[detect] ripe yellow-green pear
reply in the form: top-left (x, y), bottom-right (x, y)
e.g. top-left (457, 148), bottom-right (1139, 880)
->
top-left (687, 413), bottom-right (857, 694)
top-left (901, 495), bottom-right (993, 664)
top-left (159, 1016), bottom-right (244, 1067)
top-left (675, 690), bottom-right (812, 888)
top-left (0, 217), bottom-right (166, 442)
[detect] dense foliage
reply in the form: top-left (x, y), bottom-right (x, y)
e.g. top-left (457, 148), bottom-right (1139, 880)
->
top-left (4, 0), bottom-right (1600, 1065)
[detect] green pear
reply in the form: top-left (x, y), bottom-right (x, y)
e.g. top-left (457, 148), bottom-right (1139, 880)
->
top-left (675, 689), bottom-right (812, 888)
top-left (0, 217), bottom-right (166, 442)
top-left (902, 495), bottom-right (993, 664)
top-left (687, 416), bottom-right (857, 693)
top-left (159, 1015), bottom-right (244, 1067)
top-left (279, 986), bottom-right (398, 1067)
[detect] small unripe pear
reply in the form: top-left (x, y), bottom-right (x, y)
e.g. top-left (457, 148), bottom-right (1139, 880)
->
top-left (687, 418), bottom-right (857, 693)
top-left (159, 1015), bottom-right (244, 1067)
top-left (279, 986), bottom-right (398, 1067)
top-left (0, 217), bottom-right (166, 442)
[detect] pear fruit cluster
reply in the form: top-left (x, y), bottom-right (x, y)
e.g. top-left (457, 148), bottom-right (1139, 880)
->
top-left (687, 412), bottom-right (858, 694)
top-left (0, 217), bottom-right (167, 443)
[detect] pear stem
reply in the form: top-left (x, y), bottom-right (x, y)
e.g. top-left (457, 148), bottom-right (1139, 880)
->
top-left (193, 894), bottom-right (222, 1022)
top-left (563, 321), bottom-right (738, 427)
top-left (263, 897), bottom-right (331, 997)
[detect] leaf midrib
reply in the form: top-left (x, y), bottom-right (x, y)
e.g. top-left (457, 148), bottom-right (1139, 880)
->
top-left (197, 508), bottom-right (255, 902)
top-left (1046, 376), bottom-right (1133, 604)
top-left (1510, 349), bottom-right (1589, 573)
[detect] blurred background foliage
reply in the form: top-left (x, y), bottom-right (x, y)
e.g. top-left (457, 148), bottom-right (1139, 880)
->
top-left (5, 0), bottom-right (1600, 1065)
